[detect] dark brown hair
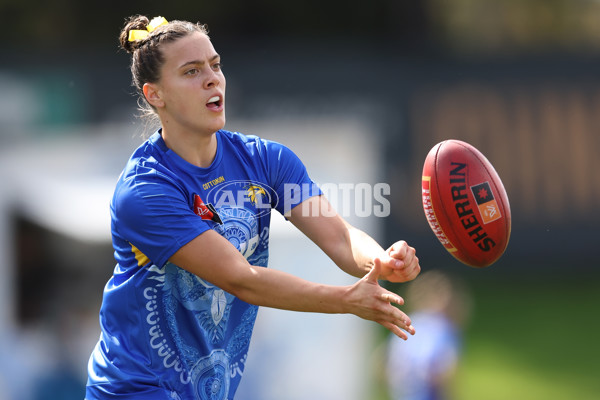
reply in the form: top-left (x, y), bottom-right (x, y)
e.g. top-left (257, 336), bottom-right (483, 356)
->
top-left (118, 15), bottom-right (209, 119)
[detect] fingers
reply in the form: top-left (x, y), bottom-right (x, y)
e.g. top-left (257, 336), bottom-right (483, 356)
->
top-left (381, 321), bottom-right (408, 340)
top-left (381, 320), bottom-right (416, 340)
top-left (379, 291), bottom-right (415, 339)
top-left (365, 257), bottom-right (382, 283)
top-left (380, 291), bottom-right (404, 306)
top-left (378, 309), bottom-right (415, 340)
top-left (387, 241), bottom-right (416, 267)
top-left (388, 240), bottom-right (409, 260)
top-left (354, 261), bottom-right (416, 339)
top-left (382, 241), bottom-right (421, 282)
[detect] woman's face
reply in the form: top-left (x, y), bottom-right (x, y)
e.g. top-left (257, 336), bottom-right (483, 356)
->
top-left (152, 31), bottom-right (226, 135)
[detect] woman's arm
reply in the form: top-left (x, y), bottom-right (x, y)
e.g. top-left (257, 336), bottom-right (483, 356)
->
top-left (287, 195), bottom-right (421, 283)
top-left (169, 228), bottom-right (415, 339)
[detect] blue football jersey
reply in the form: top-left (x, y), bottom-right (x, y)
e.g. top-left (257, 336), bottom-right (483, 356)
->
top-left (87, 130), bottom-right (320, 400)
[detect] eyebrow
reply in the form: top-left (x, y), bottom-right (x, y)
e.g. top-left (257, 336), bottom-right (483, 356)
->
top-left (178, 54), bottom-right (220, 70)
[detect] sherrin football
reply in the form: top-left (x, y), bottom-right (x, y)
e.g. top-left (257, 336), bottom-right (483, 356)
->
top-left (422, 140), bottom-right (511, 268)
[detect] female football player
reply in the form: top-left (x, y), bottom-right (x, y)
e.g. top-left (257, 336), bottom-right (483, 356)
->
top-left (86, 15), bottom-right (420, 400)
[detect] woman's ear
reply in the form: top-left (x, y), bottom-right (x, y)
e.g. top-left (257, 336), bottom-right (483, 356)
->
top-left (143, 83), bottom-right (165, 108)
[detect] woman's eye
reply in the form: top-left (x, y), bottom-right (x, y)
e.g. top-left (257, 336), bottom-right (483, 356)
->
top-left (185, 68), bottom-right (198, 76)
top-left (212, 63), bottom-right (222, 71)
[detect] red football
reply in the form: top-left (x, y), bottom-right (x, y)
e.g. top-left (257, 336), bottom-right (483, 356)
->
top-left (421, 140), bottom-right (511, 268)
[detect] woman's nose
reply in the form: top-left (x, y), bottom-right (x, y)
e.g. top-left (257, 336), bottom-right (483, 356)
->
top-left (204, 69), bottom-right (220, 89)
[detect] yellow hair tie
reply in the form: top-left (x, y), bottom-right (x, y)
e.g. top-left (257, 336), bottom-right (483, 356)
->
top-left (128, 16), bottom-right (169, 42)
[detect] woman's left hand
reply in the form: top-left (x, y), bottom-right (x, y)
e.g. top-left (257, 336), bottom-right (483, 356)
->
top-left (378, 241), bottom-right (421, 283)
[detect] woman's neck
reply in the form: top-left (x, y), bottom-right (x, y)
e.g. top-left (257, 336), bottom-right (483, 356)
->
top-left (161, 127), bottom-right (218, 168)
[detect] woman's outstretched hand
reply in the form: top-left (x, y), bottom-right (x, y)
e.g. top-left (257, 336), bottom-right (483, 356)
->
top-left (345, 258), bottom-right (415, 340)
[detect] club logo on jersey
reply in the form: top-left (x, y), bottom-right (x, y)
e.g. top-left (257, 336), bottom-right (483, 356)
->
top-left (470, 182), bottom-right (501, 224)
top-left (246, 185), bottom-right (267, 206)
top-left (193, 194), bottom-right (223, 224)
top-left (206, 180), bottom-right (276, 218)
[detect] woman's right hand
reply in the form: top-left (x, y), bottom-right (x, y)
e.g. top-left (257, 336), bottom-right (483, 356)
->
top-left (344, 258), bottom-right (415, 340)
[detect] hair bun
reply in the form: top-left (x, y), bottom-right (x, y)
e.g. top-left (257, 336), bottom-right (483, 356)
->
top-left (119, 15), bottom-right (151, 53)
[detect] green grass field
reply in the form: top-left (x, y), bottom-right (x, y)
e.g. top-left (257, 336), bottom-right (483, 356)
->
top-left (374, 270), bottom-right (600, 400)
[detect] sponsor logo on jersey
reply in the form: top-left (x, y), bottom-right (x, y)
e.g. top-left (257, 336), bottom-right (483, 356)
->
top-left (193, 194), bottom-right (223, 224)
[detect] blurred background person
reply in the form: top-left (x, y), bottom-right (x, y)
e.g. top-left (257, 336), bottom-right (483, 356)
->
top-left (386, 270), bottom-right (472, 400)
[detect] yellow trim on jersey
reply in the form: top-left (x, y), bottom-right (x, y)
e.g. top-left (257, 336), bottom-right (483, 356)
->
top-left (131, 243), bottom-right (150, 267)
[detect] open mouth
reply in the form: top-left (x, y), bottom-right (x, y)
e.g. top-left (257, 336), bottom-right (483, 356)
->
top-left (206, 95), bottom-right (222, 110)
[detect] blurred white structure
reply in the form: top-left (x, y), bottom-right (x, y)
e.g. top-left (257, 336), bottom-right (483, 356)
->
top-left (0, 123), bottom-right (140, 399)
